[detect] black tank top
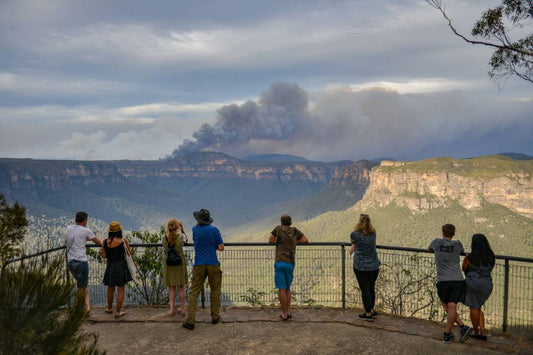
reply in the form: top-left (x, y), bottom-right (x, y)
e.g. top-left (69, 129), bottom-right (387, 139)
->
top-left (104, 239), bottom-right (125, 263)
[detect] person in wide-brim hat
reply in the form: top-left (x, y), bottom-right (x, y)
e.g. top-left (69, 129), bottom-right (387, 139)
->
top-left (108, 221), bottom-right (123, 232)
top-left (193, 209), bottom-right (213, 225)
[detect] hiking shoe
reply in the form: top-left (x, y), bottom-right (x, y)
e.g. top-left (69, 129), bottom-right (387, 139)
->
top-left (443, 332), bottom-right (455, 344)
top-left (459, 325), bottom-right (472, 343)
top-left (182, 322), bottom-right (194, 330)
top-left (371, 310), bottom-right (378, 318)
top-left (358, 313), bottom-right (374, 322)
top-left (211, 317), bottom-right (220, 324)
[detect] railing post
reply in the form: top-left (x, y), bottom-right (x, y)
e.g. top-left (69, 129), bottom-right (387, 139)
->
top-left (341, 245), bottom-right (346, 309)
top-left (502, 258), bottom-right (510, 333)
top-left (201, 286), bottom-right (205, 309)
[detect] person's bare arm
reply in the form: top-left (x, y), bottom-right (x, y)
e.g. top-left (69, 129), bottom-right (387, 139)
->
top-left (462, 255), bottom-right (471, 271)
top-left (298, 235), bottom-right (309, 243)
top-left (269, 234), bottom-right (277, 244)
top-left (217, 244), bottom-right (224, 251)
top-left (349, 243), bottom-right (355, 255)
top-left (92, 236), bottom-right (102, 246)
top-left (101, 241), bottom-right (107, 258)
top-left (124, 239), bottom-right (132, 256)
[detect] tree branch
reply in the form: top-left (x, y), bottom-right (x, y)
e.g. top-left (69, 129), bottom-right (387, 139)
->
top-left (427, 0), bottom-right (533, 56)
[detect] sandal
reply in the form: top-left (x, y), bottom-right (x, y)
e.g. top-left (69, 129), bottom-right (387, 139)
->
top-left (287, 313), bottom-right (293, 319)
top-left (280, 314), bottom-right (288, 321)
top-left (115, 312), bottom-right (126, 319)
top-left (105, 309), bottom-right (113, 314)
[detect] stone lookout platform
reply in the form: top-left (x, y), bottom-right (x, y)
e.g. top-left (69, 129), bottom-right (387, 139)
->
top-left (84, 306), bottom-right (532, 354)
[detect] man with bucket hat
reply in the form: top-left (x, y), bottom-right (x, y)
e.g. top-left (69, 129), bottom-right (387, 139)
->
top-left (183, 209), bottom-right (224, 330)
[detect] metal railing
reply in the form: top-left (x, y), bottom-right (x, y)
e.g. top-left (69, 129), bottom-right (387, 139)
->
top-left (3, 242), bottom-right (532, 336)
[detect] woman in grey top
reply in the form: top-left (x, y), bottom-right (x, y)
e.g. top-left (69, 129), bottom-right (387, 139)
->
top-left (462, 234), bottom-right (495, 341)
top-left (350, 214), bottom-right (380, 321)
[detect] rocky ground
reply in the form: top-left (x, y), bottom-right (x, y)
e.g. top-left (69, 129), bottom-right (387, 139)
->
top-left (83, 306), bottom-right (533, 354)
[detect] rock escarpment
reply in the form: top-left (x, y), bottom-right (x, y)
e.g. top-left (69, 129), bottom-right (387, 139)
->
top-left (112, 151), bottom-right (358, 184)
top-left (356, 156), bottom-right (533, 219)
top-left (0, 159), bottom-right (127, 194)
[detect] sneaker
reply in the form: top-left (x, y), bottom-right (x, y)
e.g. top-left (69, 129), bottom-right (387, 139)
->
top-left (358, 313), bottom-right (374, 322)
top-left (443, 332), bottom-right (455, 344)
top-left (211, 317), bottom-right (220, 324)
top-left (371, 310), bottom-right (378, 318)
top-left (182, 322), bottom-right (194, 330)
top-left (459, 325), bottom-right (472, 343)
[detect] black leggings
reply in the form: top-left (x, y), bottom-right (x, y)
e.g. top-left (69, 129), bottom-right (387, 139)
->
top-left (354, 268), bottom-right (379, 313)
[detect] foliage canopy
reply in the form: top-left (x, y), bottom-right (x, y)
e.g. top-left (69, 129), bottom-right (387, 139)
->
top-left (428, 0), bottom-right (533, 84)
top-left (0, 194), bottom-right (28, 264)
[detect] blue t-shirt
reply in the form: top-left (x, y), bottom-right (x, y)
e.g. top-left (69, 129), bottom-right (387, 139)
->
top-left (192, 224), bottom-right (224, 266)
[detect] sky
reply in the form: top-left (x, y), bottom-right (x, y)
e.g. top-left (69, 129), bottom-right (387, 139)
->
top-left (0, 0), bottom-right (531, 162)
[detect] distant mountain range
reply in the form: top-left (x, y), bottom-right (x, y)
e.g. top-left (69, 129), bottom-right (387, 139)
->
top-left (244, 154), bottom-right (308, 162)
top-left (0, 151), bottom-right (375, 231)
top-left (1, 152), bottom-right (531, 256)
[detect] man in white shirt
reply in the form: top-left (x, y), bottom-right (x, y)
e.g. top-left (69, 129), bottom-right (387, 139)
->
top-left (65, 211), bottom-right (102, 312)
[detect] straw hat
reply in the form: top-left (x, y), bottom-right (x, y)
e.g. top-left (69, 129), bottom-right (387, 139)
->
top-left (108, 221), bottom-right (123, 232)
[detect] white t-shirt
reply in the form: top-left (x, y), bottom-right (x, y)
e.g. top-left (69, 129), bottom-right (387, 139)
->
top-left (65, 224), bottom-right (96, 262)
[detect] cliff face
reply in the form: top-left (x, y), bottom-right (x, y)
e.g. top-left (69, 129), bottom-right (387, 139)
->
top-left (112, 152), bottom-right (357, 184)
top-left (327, 160), bottom-right (375, 187)
top-left (356, 156), bottom-right (533, 219)
top-left (0, 159), bottom-right (128, 194)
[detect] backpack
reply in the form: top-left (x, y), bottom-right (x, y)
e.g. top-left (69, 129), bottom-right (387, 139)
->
top-left (165, 236), bottom-right (182, 266)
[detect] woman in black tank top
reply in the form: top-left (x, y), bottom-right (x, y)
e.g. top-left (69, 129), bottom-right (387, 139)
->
top-left (102, 221), bottom-right (132, 318)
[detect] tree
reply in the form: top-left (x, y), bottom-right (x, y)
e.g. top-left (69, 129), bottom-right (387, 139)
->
top-left (427, 0), bottom-right (533, 84)
top-left (0, 197), bottom-right (104, 354)
top-left (0, 194), bottom-right (28, 264)
top-left (1, 256), bottom-right (104, 354)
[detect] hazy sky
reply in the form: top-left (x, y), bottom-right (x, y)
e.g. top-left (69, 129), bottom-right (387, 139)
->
top-left (1, 0), bottom-right (531, 162)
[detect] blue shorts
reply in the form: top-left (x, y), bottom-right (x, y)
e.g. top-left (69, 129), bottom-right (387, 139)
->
top-left (274, 261), bottom-right (294, 290)
top-left (68, 260), bottom-right (89, 288)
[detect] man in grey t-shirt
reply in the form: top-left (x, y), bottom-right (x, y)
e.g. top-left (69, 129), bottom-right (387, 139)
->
top-left (428, 224), bottom-right (472, 344)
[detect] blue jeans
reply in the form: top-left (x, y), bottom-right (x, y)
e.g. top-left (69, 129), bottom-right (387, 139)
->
top-left (68, 260), bottom-right (89, 288)
top-left (274, 262), bottom-right (295, 290)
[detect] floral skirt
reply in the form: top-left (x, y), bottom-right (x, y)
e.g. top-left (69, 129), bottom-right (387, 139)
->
top-left (103, 260), bottom-right (132, 287)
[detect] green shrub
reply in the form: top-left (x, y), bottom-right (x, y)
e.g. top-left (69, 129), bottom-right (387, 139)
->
top-left (0, 255), bottom-right (104, 354)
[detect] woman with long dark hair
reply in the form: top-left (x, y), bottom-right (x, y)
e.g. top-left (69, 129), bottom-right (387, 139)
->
top-left (102, 221), bottom-right (132, 318)
top-left (462, 234), bottom-right (495, 340)
top-left (349, 213), bottom-right (380, 321)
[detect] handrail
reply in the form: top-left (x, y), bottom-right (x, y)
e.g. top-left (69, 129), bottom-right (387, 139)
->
top-left (2, 241), bottom-right (532, 333)
top-left (4, 242), bottom-right (533, 265)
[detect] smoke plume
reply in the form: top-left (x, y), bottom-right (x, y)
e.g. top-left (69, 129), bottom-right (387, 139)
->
top-left (171, 81), bottom-right (533, 161)
top-left (172, 82), bottom-right (308, 157)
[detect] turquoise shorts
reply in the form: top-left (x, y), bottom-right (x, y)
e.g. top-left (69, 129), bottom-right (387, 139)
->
top-left (274, 261), bottom-right (294, 290)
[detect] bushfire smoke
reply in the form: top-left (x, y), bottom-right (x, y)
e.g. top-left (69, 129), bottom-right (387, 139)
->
top-left (172, 82), bottom-right (308, 157)
top-left (172, 81), bottom-right (533, 161)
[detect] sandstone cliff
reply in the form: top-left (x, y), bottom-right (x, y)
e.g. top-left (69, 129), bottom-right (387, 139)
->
top-left (0, 159), bottom-right (127, 194)
top-left (112, 151), bottom-right (357, 184)
top-left (355, 156), bottom-right (533, 219)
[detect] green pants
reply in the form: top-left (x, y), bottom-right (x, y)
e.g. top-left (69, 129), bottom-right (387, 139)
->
top-left (186, 265), bottom-right (223, 324)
